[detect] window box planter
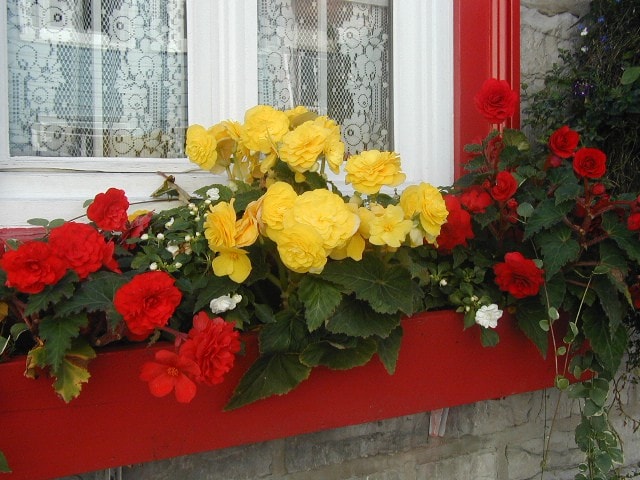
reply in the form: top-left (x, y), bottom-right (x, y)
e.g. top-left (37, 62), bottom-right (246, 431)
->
top-left (0, 310), bottom-right (558, 480)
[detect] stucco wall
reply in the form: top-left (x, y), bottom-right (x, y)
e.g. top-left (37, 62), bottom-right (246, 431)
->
top-left (58, 2), bottom-right (640, 479)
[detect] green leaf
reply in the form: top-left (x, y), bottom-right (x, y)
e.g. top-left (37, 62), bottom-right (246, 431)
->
top-left (582, 310), bottom-right (628, 375)
top-left (536, 225), bottom-right (580, 278)
top-left (326, 298), bottom-right (402, 339)
top-left (516, 202), bottom-right (534, 218)
top-left (300, 337), bottom-right (377, 370)
top-left (376, 326), bottom-right (403, 374)
top-left (24, 272), bottom-right (78, 317)
top-left (481, 328), bottom-right (500, 347)
top-left (52, 340), bottom-right (97, 402)
top-left (555, 375), bottom-right (570, 390)
top-left (225, 353), bottom-right (311, 410)
top-left (39, 313), bottom-right (89, 370)
top-left (298, 276), bottom-right (343, 331)
top-left (0, 336), bottom-right (7, 355)
top-left (258, 311), bottom-right (309, 354)
top-left (591, 276), bottom-right (624, 334)
top-left (621, 66), bottom-right (640, 85)
top-left (523, 199), bottom-right (573, 240)
top-left (602, 212), bottom-right (640, 264)
top-left (321, 256), bottom-right (414, 315)
top-left (516, 299), bottom-right (550, 356)
top-left (544, 273), bottom-right (566, 311)
top-left (54, 271), bottom-right (127, 327)
top-left (553, 181), bottom-right (583, 205)
top-left (0, 451), bottom-right (11, 473)
top-left (191, 276), bottom-right (238, 313)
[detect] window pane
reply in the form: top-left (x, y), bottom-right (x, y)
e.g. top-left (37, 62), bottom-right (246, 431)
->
top-left (257, 0), bottom-right (391, 154)
top-left (6, 0), bottom-right (188, 158)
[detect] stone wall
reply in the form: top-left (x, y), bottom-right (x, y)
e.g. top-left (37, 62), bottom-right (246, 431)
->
top-left (59, 2), bottom-right (640, 479)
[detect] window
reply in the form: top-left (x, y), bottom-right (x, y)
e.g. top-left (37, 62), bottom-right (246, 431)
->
top-left (0, 0), bottom-right (520, 228)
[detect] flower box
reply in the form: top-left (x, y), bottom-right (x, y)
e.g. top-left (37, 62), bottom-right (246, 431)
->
top-left (0, 310), bottom-right (559, 480)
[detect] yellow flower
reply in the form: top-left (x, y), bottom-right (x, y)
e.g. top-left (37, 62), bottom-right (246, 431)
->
top-left (241, 105), bottom-right (290, 154)
top-left (400, 183), bottom-right (448, 243)
top-left (367, 204), bottom-right (414, 248)
top-left (279, 121), bottom-right (328, 173)
top-left (324, 135), bottom-right (345, 174)
top-left (204, 200), bottom-right (238, 250)
top-left (212, 247), bottom-right (252, 283)
top-left (272, 223), bottom-right (328, 274)
top-left (285, 189), bottom-right (359, 252)
top-left (185, 124), bottom-right (218, 171)
top-left (345, 150), bottom-right (406, 195)
top-left (235, 199), bottom-right (261, 247)
top-left (260, 181), bottom-right (298, 234)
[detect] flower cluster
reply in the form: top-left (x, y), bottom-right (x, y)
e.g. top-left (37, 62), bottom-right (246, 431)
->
top-left (0, 78), bottom-right (638, 417)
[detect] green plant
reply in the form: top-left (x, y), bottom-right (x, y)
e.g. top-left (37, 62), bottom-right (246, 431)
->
top-left (0, 78), bottom-right (639, 477)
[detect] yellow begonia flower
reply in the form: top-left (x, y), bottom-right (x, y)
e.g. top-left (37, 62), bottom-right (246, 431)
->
top-left (235, 199), bottom-right (261, 247)
top-left (272, 223), bottom-right (328, 274)
top-left (368, 204), bottom-right (414, 248)
top-left (400, 182), bottom-right (448, 243)
top-left (204, 200), bottom-right (237, 250)
top-left (128, 209), bottom-right (150, 222)
top-left (330, 233), bottom-right (365, 262)
top-left (241, 105), bottom-right (290, 154)
top-left (212, 247), bottom-right (252, 283)
top-left (185, 124), bottom-right (218, 171)
top-left (285, 189), bottom-right (360, 253)
top-left (279, 121), bottom-right (327, 173)
top-left (260, 181), bottom-right (298, 234)
top-left (345, 150), bottom-right (406, 195)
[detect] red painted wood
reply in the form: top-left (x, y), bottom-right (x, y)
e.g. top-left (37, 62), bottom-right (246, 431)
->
top-left (0, 310), bottom-right (559, 480)
top-left (454, 0), bottom-right (521, 179)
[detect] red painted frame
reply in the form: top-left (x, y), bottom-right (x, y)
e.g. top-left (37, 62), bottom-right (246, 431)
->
top-left (1, 311), bottom-right (559, 480)
top-left (0, 2), bottom-right (522, 478)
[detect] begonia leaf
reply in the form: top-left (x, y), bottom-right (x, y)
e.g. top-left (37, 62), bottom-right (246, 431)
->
top-left (602, 213), bottom-right (640, 264)
top-left (39, 313), bottom-right (88, 370)
top-left (321, 256), bottom-right (413, 315)
top-left (515, 299), bottom-right (550, 357)
top-left (52, 339), bottom-right (96, 403)
top-left (258, 311), bottom-right (309, 354)
top-left (582, 310), bottom-right (627, 376)
top-left (225, 353), bottom-right (311, 410)
top-left (524, 199), bottom-right (573, 240)
top-left (327, 297), bottom-right (401, 339)
top-left (591, 276), bottom-right (624, 334)
top-left (0, 451), bottom-right (11, 473)
top-left (24, 271), bottom-right (78, 317)
top-left (376, 326), bottom-right (403, 374)
top-left (298, 275), bottom-right (342, 332)
top-left (300, 337), bottom-right (377, 370)
top-left (537, 225), bottom-right (581, 279)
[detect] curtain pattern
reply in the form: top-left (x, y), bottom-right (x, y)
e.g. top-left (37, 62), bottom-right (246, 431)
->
top-left (257, 0), bottom-right (391, 154)
top-left (7, 0), bottom-right (187, 158)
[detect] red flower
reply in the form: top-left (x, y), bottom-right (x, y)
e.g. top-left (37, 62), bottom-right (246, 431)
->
top-left (120, 211), bottom-right (154, 248)
top-left (0, 241), bottom-right (67, 294)
top-left (485, 135), bottom-right (505, 166)
top-left (548, 126), bottom-right (580, 158)
top-left (493, 252), bottom-right (545, 299)
top-left (179, 312), bottom-right (241, 386)
top-left (139, 349), bottom-right (200, 403)
top-left (573, 147), bottom-right (607, 179)
top-left (628, 213), bottom-right (640, 231)
top-left (460, 185), bottom-right (493, 214)
top-left (473, 78), bottom-right (518, 124)
top-left (490, 171), bottom-right (518, 202)
top-left (114, 271), bottom-right (182, 337)
top-left (544, 154), bottom-right (563, 170)
top-left (87, 188), bottom-right (130, 231)
top-left (436, 195), bottom-right (474, 252)
top-left (48, 222), bottom-right (120, 279)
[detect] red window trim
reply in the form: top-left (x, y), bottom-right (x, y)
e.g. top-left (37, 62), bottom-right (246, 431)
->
top-left (1, 1), bottom-right (520, 240)
top-left (454, 0), bottom-right (521, 179)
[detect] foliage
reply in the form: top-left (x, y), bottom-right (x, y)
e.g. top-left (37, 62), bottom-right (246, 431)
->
top-left (524, 0), bottom-right (640, 195)
top-left (1, 78), bottom-right (640, 477)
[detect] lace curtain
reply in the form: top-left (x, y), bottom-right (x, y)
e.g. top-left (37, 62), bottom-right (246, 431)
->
top-left (257, 0), bottom-right (391, 154)
top-left (7, 0), bottom-right (187, 158)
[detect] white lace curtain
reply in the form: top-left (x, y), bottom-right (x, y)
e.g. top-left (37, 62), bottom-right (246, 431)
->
top-left (7, 0), bottom-right (187, 158)
top-left (257, 0), bottom-right (391, 154)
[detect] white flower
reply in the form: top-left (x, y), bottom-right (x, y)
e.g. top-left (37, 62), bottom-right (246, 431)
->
top-left (439, 279), bottom-right (448, 287)
top-left (475, 304), bottom-right (503, 329)
top-left (206, 187), bottom-right (220, 200)
top-left (166, 244), bottom-right (180, 257)
top-left (174, 262), bottom-right (182, 269)
top-left (156, 233), bottom-right (165, 240)
top-left (210, 293), bottom-right (243, 314)
top-left (580, 27), bottom-right (588, 36)
top-left (149, 262), bottom-right (158, 271)
top-left (165, 217), bottom-right (175, 228)
top-left (140, 233), bottom-right (149, 241)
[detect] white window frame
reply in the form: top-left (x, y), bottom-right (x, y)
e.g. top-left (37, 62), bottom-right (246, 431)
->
top-left (0, 0), bottom-right (453, 227)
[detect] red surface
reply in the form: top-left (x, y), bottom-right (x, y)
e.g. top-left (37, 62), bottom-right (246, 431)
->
top-left (0, 311), bottom-right (560, 480)
top-left (454, 0), bottom-right (521, 179)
